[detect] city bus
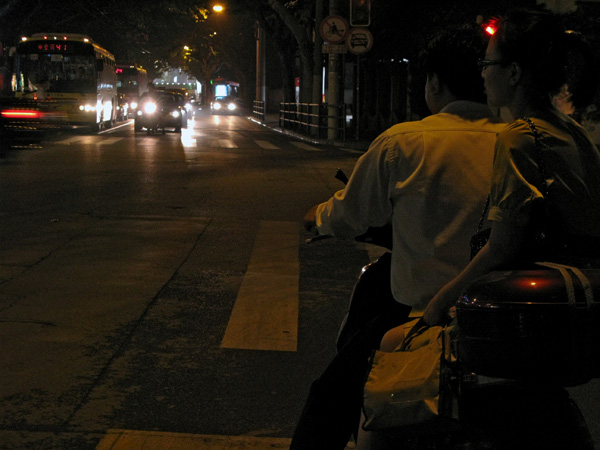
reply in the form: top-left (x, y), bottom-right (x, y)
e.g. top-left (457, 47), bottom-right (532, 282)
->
top-left (212, 78), bottom-right (239, 98)
top-left (116, 63), bottom-right (148, 119)
top-left (8, 33), bottom-right (118, 130)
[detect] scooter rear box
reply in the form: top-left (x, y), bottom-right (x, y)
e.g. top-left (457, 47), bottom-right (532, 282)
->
top-left (456, 268), bottom-right (600, 386)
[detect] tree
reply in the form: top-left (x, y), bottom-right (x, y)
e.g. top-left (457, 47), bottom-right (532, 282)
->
top-left (264, 0), bottom-right (314, 102)
top-left (0, 0), bottom-right (214, 79)
top-left (233, 0), bottom-right (316, 102)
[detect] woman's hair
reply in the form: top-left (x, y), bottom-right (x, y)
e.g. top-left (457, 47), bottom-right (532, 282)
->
top-left (493, 8), bottom-right (598, 106)
top-left (420, 23), bottom-right (488, 103)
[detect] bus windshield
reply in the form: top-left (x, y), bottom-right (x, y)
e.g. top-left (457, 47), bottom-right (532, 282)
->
top-left (17, 52), bottom-right (96, 94)
top-left (117, 67), bottom-right (140, 94)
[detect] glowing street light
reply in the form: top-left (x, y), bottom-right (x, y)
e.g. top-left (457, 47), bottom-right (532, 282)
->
top-left (213, 4), bottom-right (224, 13)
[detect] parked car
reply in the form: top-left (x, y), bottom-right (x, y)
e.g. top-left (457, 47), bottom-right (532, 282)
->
top-left (210, 96), bottom-right (240, 115)
top-left (135, 92), bottom-right (188, 133)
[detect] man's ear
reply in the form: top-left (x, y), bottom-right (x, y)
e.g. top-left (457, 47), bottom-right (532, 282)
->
top-left (508, 62), bottom-right (522, 87)
top-left (428, 73), bottom-right (441, 93)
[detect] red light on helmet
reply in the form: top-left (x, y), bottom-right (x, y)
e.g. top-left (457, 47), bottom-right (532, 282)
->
top-left (484, 25), bottom-right (497, 36)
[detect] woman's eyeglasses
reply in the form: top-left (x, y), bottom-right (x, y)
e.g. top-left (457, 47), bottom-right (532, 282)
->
top-left (477, 59), bottom-right (510, 69)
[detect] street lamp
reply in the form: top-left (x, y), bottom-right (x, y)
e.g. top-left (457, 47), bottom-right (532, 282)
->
top-left (213, 4), bottom-right (224, 13)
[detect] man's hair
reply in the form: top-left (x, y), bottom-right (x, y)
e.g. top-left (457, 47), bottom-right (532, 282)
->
top-left (420, 23), bottom-right (488, 103)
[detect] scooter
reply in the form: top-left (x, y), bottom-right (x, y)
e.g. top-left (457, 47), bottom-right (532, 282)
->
top-left (308, 169), bottom-right (596, 450)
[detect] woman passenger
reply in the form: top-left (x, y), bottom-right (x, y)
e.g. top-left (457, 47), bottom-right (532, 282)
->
top-left (424, 7), bottom-right (600, 325)
top-left (356, 7), bottom-right (600, 450)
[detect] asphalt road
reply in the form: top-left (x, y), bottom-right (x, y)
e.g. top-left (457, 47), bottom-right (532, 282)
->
top-left (0, 110), bottom-right (598, 449)
top-left (0, 110), bottom-right (374, 449)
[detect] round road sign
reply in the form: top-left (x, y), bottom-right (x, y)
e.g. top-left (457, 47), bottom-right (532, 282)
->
top-left (320, 15), bottom-right (349, 44)
top-left (346, 27), bottom-right (373, 55)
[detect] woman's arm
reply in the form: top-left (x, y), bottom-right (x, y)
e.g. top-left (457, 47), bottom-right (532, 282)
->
top-left (423, 221), bottom-right (526, 325)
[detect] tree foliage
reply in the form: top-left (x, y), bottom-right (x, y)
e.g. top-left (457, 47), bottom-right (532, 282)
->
top-left (0, 0), bottom-right (214, 77)
top-left (3, 0), bottom-right (600, 117)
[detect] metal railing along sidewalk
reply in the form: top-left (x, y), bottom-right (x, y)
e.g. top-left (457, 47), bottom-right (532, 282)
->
top-left (252, 101), bottom-right (346, 141)
top-left (279, 102), bottom-right (346, 141)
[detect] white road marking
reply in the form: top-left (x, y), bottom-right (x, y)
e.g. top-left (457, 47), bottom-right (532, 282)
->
top-left (292, 141), bottom-right (321, 151)
top-left (255, 140), bottom-right (280, 149)
top-left (58, 136), bottom-right (85, 144)
top-left (96, 430), bottom-right (294, 450)
top-left (135, 137), bottom-right (158, 146)
top-left (221, 221), bottom-right (299, 352)
top-left (98, 137), bottom-right (122, 145)
top-left (341, 147), bottom-right (365, 154)
top-left (219, 139), bottom-right (237, 148)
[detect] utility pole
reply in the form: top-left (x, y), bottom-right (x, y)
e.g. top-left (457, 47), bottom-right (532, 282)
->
top-left (255, 25), bottom-right (266, 106)
top-left (327, 0), bottom-right (342, 141)
top-left (312, 0), bottom-right (324, 104)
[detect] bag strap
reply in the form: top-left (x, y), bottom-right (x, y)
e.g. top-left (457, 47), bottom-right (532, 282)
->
top-left (522, 117), bottom-right (551, 201)
top-left (475, 195), bottom-right (490, 234)
top-left (398, 317), bottom-right (449, 351)
top-left (397, 317), bottom-right (428, 351)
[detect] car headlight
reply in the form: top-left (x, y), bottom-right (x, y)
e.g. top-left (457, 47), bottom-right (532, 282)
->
top-left (79, 104), bottom-right (96, 112)
top-left (213, 102), bottom-right (222, 110)
top-left (170, 110), bottom-right (180, 118)
top-left (143, 102), bottom-right (157, 114)
top-left (130, 102), bottom-right (138, 110)
top-left (227, 103), bottom-right (236, 111)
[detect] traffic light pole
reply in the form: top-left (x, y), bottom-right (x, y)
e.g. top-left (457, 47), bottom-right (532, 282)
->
top-left (312, 0), bottom-right (324, 104)
top-left (355, 54), bottom-right (361, 140)
top-left (327, 0), bottom-right (343, 141)
top-left (256, 25), bottom-right (266, 105)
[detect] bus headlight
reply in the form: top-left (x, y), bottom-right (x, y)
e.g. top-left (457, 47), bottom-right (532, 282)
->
top-left (79, 104), bottom-right (96, 112)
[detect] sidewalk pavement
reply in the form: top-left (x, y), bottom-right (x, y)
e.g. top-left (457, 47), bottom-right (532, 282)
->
top-left (256, 112), bottom-right (371, 152)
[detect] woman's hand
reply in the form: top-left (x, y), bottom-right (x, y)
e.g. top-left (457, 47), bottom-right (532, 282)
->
top-left (424, 223), bottom-right (524, 326)
top-left (424, 287), bottom-right (457, 326)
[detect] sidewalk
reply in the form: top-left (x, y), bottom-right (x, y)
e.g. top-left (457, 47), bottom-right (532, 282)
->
top-left (255, 112), bottom-right (371, 152)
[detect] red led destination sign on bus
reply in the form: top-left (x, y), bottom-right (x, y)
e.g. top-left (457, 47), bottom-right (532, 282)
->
top-left (18, 39), bottom-right (95, 55)
top-left (36, 43), bottom-right (68, 52)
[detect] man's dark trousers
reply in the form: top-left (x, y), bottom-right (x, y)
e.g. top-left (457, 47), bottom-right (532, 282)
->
top-left (290, 253), bottom-right (412, 449)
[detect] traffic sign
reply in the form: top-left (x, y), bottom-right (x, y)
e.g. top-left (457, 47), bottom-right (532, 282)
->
top-left (322, 44), bottom-right (347, 54)
top-left (345, 27), bottom-right (373, 55)
top-left (320, 15), bottom-right (349, 44)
